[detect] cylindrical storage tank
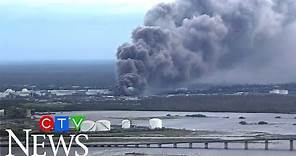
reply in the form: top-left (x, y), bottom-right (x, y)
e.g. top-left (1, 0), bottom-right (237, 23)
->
top-left (149, 118), bottom-right (162, 129)
top-left (80, 120), bottom-right (96, 132)
top-left (96, 120), bottom-right (111, 131)
top-left (122, 120), bottom-right (131, 129)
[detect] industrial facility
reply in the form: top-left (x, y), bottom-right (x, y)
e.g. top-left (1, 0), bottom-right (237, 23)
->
top-left (78, 118), bottom-right (163, 132)
top-left (0, 88), bottom-right (113, 99)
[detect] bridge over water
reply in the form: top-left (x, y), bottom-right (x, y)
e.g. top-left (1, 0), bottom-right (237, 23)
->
top-left (2, 137), bottom-right (296, 151)
top-left (83, 137), bottom-right (296, 151)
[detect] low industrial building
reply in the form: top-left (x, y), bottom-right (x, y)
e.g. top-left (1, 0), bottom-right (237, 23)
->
top-left (269, 89), bottom-right (288, 95)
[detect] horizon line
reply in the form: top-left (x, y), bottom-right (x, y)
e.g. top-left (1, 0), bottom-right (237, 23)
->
top-left (0, 59), bottom-right (116, 65)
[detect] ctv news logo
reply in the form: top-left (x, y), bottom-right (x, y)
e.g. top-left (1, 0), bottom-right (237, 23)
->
top-left (39, 115), bottom-right (86, 132)
top-left (5, 115), bottom-right (89, 156)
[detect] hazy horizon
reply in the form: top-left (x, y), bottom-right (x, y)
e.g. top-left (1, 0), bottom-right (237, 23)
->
top-left (0, 59), bottom-right (116, 65)
top-left (0, 0), bottom-right (174, 62)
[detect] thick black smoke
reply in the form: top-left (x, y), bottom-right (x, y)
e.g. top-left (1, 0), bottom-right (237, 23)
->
top-left (117, 0), bottom-right (296, 95)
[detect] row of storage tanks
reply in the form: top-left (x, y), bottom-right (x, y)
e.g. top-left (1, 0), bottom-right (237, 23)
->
top-left (80, 118), bottom-right (162, 132)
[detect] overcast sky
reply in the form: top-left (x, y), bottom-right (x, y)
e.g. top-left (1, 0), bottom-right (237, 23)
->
top-left (0, 0), bottom-right (174, 62)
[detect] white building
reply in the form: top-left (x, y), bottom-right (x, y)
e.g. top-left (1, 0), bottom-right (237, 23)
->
top-left (34, 91), bottom-right (46, 97)
top-left (0, 93), bottom-right (6, 98)
top-left (17, 88), bottom-right (31, 97)
top-left (49, 90), bottom-right (76, 96)
top-left (5, 89), bottom-right (15, 94)
top-left (85, 89), bottom-right (111, 96)
top-left (269, 89), bottom-right (288, 95)
top-left (149, 118), bottom-right (163, 129)
top-left (0, 89), bottom-right (16, 98)
top-left (85, 90), bottom-right (100, 96)
top-left (0, 109), bottom-right (4, 116)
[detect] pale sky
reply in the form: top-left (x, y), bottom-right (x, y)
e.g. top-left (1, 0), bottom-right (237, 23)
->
top-left (0, 0), bottom-right (174, 62)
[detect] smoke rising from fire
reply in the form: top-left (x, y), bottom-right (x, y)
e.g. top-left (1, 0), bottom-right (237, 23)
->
top-left (116, 0), bottom-right (296, 95)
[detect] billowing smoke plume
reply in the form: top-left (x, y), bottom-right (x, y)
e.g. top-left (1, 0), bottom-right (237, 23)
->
top-left (117, 0), bottom-right (296, 95)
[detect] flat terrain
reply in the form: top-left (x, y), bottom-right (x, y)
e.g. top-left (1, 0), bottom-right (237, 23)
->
top-left (2, 94), bottom-right (296, 113)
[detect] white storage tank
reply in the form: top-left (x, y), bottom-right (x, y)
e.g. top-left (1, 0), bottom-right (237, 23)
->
top-left (96, 120), bottom-right (111, 131)
top-left (121, 120), bottom-right (131, 129)
top-left (80, 120), bottom-right (96, 132)
top-left (149, 118), bottom-right (162, 129)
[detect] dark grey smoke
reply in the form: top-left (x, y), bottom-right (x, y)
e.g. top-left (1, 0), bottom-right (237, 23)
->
top-left (117, 0), bottom-right (296, 95)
